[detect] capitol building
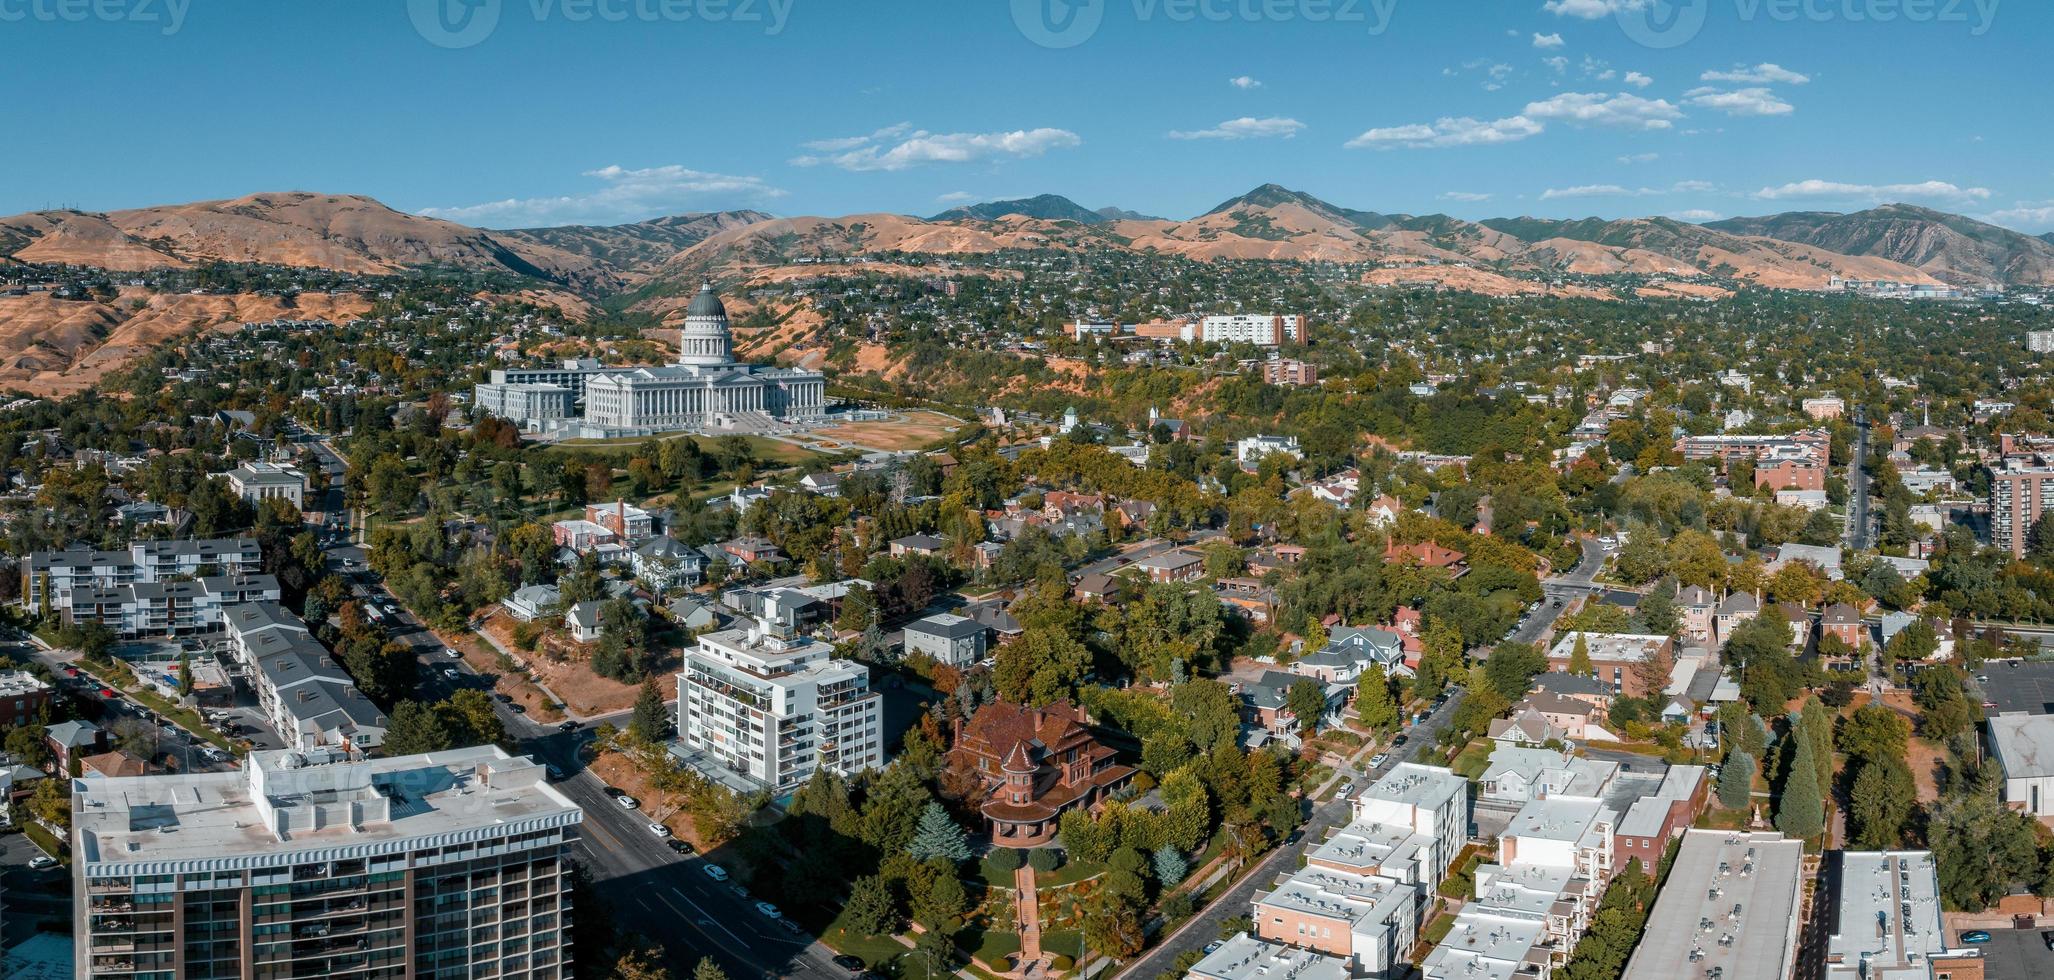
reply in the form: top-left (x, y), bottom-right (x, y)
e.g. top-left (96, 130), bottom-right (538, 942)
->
top-left (476, 284), bottom-right (827, 438)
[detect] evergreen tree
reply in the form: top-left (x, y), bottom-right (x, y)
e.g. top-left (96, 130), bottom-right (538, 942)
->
top-left (906, 801), bottom-right (973, 864)
top-left (912, 861), bottom-right (968, 934)
top-left (177, 652), bottom-right (193, 697)
top-left (1848, 756), bottom-right (1915, 850)
top-left (843, 874), bottom-right (898, 937)
top-left (1801, 698), bottom-right (1834, 797)
top-left (629, 679), bottom-right (669, 743)
top-left (1569, 632), bottom-right (1593, 676)
top-left (1775, 736), bottom-right (1825, 840)
top-left (1717, 750), bottom-right (1756, 811)
top-left (382, 700), bottom-right (455, 756)
top-left (691, 960), bottom-right (729, 980)
top-left (1152, 845), bottom-right (1188, 886)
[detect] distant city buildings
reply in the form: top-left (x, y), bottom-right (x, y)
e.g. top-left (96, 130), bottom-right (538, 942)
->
top-left (23, 538), bottom-right (265, 631)
top-left (1202, 314), bottom-right (1302, 346)
top-left (2030, 329), bottom-right (2054, 353)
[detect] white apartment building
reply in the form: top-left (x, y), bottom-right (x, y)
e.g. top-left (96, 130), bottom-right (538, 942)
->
top-left (475, 382), bottom-right (576, 423)
top-left (65, 572), bottom-right (281, 638)
top-left (71, 745), bottom-right (581, 980)
top-left (1202, 314), bottom-right (1302, 346)
top-left (1823, 851), bottom-right (1982, 980)
top-left (222, 461), bottom-right (309, 510)
top-left (1250, 764), bottom-right (1469, 977)
top-left (2030, 329), bottom-right (2054, 353)
top-left (1236, 435), bottom-right (1302, 467)
top-left (1422, 795), bottom-right (1618, 980)
top-left (224, 603), bottom-right (389, 754)
top-left (23, 538), bottom-right (263, 616)
top-left (675, 618), bottom-right (883, 793)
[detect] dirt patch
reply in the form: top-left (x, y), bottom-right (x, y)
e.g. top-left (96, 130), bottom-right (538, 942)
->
top-left (814, 410), bottom-right (963, 451)
top-left (477, 610), bottom-right (644, 717)
top-left (588, 748), bottom-right (717, 853)
top-left (437, 619), bottom-right (564, 723)
top-left (1364, 265), bottom-right (1618, 301)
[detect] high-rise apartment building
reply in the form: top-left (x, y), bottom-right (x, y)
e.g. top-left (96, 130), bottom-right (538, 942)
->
top-left (71, 745), bottom-right (581, 980)
top-left (675, 618), bottom-right (884, 793)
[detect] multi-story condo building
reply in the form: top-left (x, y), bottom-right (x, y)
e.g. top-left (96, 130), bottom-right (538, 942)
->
top-left (1990, 456), bottom-right (2054, 558)
top-left (222, 462), bottom-right (309, 511)
top-left (1819, 850), bottom-right (1983, 980)
top-left (675, 617), bottom-right (883, 793)
top-left (24, 538), bottom-right (263, 619)
top-left (1422, 795), bottom-right (1618, 980)
top-left (66, 573), bottom-right (281, 638)
top-left (224, 603), bottom-right (389, 753)
top-left (71, 745), bottom-right (581, 980)
top-left (1249, 764), bottom-right (1469, 978)
top-left (1201, 314), bottom-right (1301, 346)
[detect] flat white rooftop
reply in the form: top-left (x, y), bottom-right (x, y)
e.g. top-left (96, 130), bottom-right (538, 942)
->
top-left (1622, 830), bottom-right (1805, 980)
top-left (1363, 762), bottom-right (1466, 812)
top-left (1826, 851), bottom-right (1970, 980)
top-left (1188, 932), bottom-right (1350, 980)
top-left (72, 745), bottom-right (580, 873)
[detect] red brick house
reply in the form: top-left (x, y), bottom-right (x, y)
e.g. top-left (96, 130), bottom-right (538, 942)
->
top-left (948, 701), bottom-right (1134, 847)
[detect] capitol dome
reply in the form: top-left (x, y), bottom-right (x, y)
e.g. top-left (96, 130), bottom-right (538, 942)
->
top-left (676, 283), bottom-right (735, 367)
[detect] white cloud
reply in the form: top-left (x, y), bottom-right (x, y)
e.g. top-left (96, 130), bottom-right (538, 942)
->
top-left (1230, 75), bottom-right (1263, 89)
top-left (792, 126), bottom-right (1083, 172)
top-left (1754, 179), bottom-right (1994, 204)
top-left (1167, 116), bottom-right (1305, 141)
top-left (1988, 205), bottom-right (2054, 232)
top-left (1533, 32), bottom-right (1565, 49)
top-left (1672, 209), bottom-right (1723, 221)
top-left (1684, 87), bottom-right (1796, 117)
top-left (1544, 0), bottom-right (1646, 17)
top-left (1524, 91), bottom-right (1683, 130)
top-left (1701, 63), bottom-right (1811, 85)
top-left (800, 123), bottom-right (914, 153)
top-left (1541, 180), bottom-right (1715, 199)
top-left (419, 165), bottom-right (785, 227)
top-left (1618, 152), bottom-right (1660, 164)
top-left (1543, 56), bottom-right (1569, 73)
top-left (1623, 71), bottom-right (1653, 88)
top-left (1346, 115), bottom-right (1544, 150)
top-left (934, 191), bottom-right (978, 205)
top-left (1439, 191), bottom-right (1495, 202)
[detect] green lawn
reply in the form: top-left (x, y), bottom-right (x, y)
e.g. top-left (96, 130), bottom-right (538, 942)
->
top-left (547, 432), bottom-right (825, 465)
top-left (1451, 740), bottom-right (1496, 780)
top-left (22, 821), bottom-right (65, 862)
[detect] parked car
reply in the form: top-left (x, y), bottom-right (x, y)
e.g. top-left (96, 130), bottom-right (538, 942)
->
top-left (1960, 930), bottom-right (1992, 944)
top-left (441, 668), bottom-right (460, 681)
top-left (832, 955), bottom-right (866, 972)
top-left (754, 901), bottom-right (781, 919)
top-left (558, 721), bottom-right (579, 734)
top-left (647, 822), bottom-right (671, 838)
top-left (1201, 941), bottom-right (1224, 955)
top-left (2042, 930), bottom-right (2054, 951)
top-left (777, 918), bottom-right (803, 935)
top-left (1369, 753), bottom-right (1390, 768)
top-left (28, 855), bottom-right (58, 871)
top-left (494, 693), bottom-right (514, 704)
top-left (702, 865), bottom-right (729, 882)
top-left (667, 839), bottom-right (694, 855)
top-left (728, 884), bottom-right (749, 900)
top-left (545, 764), bottom-right (565, 781)
top-left (615, 795), bottom-right (639, 810)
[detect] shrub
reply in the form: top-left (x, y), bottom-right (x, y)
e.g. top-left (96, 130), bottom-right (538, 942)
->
top-left (1047, 954), bottom-right (1073, 971)
top-left (1029, 848), bottom-right (1063, 873)
top-left (987, 848), bottom-right (1023, 873)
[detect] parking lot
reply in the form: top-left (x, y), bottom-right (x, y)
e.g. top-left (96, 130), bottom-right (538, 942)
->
top-left (1975, 659), bottom-right (2054, 716)
top-left (1974, 927), bottom-right (2054, 980)
top-left (0, 832), bottom-right (71, 946)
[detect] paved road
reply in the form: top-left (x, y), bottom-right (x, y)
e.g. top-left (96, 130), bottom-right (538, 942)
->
top-left (1510, 537), bottom-right (1608, 649)
top-left (1848, 410), bottom-right (1873, 551)
top-left (1116, 691), bottom-right (1469, 979)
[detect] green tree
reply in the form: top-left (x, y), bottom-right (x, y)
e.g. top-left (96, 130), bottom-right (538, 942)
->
top-left (629, 679), bottom-right (669, 743)
top-left (1354, 664), bottom-right (1400, 732)
top-left (1718, 750), bottom-right (1756, 811)
top-left (1286, 679), bottom-right (1327, 736)
top-left (911, 860), bottom-right (968, 933)
top-left (1848, 756), bottom-right (1916, 849)
top-left (906, 801), bottom-right (973, 864)
top-left (1153, 845), bottom-right (1188, 886)
top-left (176, 651), bottom-right (193, 697)
top-left (438, 689), bottom-right (505, 748)
top-left (1775, 736), bottom-right (1825, 840)
top-left (691, 960), bottom-right (729, 980)
top-left (1568, 632), bottom-right (1593, 676)
top-left (382, 700), bottom-right (455, 756)
top-left (843, 873), bottom-right (898, 937)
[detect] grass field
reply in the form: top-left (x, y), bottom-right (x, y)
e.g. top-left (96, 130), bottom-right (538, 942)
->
top-left (546, 432), bottom-right (824, 465)
top-left (812, 410), bottom-right (964, 452)
top-left (1452, 740), bottom-right (1495, 780)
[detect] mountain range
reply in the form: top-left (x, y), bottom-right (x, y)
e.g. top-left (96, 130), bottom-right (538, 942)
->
top-left (5, 187), bottom-right (2053, 304)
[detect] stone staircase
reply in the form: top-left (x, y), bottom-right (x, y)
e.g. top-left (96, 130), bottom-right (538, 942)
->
top-left (1014, 865), bottom-right (1045, 973)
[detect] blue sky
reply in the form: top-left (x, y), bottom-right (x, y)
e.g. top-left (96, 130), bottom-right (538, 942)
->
top-left (1, 0), bottom-right (2046, 231)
